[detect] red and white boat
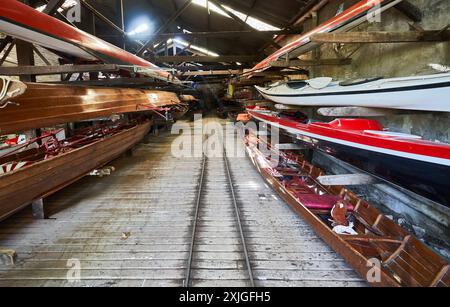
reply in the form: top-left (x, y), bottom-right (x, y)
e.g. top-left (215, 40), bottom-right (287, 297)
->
top-left (247, 107), bottom-right (450, 207)
top-left (0, 0), bottom-right (176, 82)
top-left (248, 0), bottom-right (402, 75)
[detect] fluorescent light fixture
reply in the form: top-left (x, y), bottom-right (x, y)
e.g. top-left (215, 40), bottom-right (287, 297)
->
top-left (128, 24), bottom-right (149, 36)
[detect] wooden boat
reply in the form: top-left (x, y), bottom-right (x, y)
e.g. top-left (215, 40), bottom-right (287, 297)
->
top-left (255, 73), bottom-right (450, 112)
top-left (248, 0), bottom-right (402, 75)
top-left (242, 129), bottom-right (449, 287)
top-left (0, 81), bottom-right (181, 135)
top-left (0, 0), bottom-right (176, 82)
top-left (0, 120), bottom-right (150, 222)
top-left (247, 107), bottom-right (450, 207)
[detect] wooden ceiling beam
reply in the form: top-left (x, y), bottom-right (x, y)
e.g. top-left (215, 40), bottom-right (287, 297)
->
top-left (177, 64), bottom-right (247, 71)
top-left (270, 58), bottom-right (351, 67)
top-left (123, 29), bottom-right (303, 40)
top-left (310, 31), bottom-right (450, 44)
top-left (178, 69), bottom-right (242, 76)
top-left (147, 55), bottom-right (261, 63)
top-left (0, 64), bottom-right (120, 75)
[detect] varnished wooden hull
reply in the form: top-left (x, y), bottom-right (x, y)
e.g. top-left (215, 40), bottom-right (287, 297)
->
top-left (0, 122), bottom-right (150, 221)
top-left (243, 131), bottom-right (449, 287)
top-left (1, 83), bottom-right (180, 135)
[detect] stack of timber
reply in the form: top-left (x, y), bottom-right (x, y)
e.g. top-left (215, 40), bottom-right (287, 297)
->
top-left (242, 129), bottom-right (449, 287)
top-left (0, 120), bottom-right (151, 221)
top-left (0, 79), bottom-right (182, 135)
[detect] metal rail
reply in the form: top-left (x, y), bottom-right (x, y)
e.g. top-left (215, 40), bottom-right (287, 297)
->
top-left (184, 154), bottom-right (207, 287)
top-left (223, 149), bottom-right (256, 287)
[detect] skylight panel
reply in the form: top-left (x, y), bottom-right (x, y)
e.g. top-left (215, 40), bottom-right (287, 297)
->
top-left (191, 0), bottom-right (280, 31)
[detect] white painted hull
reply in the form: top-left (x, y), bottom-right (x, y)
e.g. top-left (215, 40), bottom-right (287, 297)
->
top-left (256, 73), bottom-right (450, 112)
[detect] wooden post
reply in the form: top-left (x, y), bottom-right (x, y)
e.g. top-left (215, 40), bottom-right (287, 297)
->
top-left (31, 199), bottom-right (46, 220)
top-left (16, 40), bottom-right (36, 82)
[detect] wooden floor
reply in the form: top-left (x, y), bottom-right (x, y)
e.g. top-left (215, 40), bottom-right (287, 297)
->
top-left (0, 118), bottom-right (366, 287)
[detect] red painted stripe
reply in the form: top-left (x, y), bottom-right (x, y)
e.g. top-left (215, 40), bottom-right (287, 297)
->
top-left (251, 0), bottom-right (393, 73)
top-left (248, 111), bottom-right (450, 160)
top-left (0, 0), bottom-right (171, 80)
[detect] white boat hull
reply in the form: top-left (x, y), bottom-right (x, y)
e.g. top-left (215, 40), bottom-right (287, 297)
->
top-left (256, 74), bottom-right (450, 112)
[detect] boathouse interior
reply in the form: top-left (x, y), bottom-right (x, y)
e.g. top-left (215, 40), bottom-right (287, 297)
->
top-left (0, 0), bottom-right (449, 288)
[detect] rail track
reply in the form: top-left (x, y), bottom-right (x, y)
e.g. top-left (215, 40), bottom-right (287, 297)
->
top-left (184, 142), bottom-right (255, 287)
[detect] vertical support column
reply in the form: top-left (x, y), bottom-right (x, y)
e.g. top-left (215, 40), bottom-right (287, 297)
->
top-left (32, 199), bottom-right (46, 220)
top-left (16, 40), bottom-right (35, 82)
top-left (311, 12), bottom-right (321, 78)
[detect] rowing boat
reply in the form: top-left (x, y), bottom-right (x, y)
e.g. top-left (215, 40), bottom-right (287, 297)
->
top-left (0, 0), bottom-right (176, 82)
top-left (255, 73), bottom-right (450, 112)
top-left (0, 80), bottom-right (181, 135)
top-left (249, 0), bottom-right (402, 75)
top-left (242, 129), bottom-right (449, 287)
top-left (247, 107), bottom-right (450, 207)
top-left (0, 120), bottom-right (150, 222)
